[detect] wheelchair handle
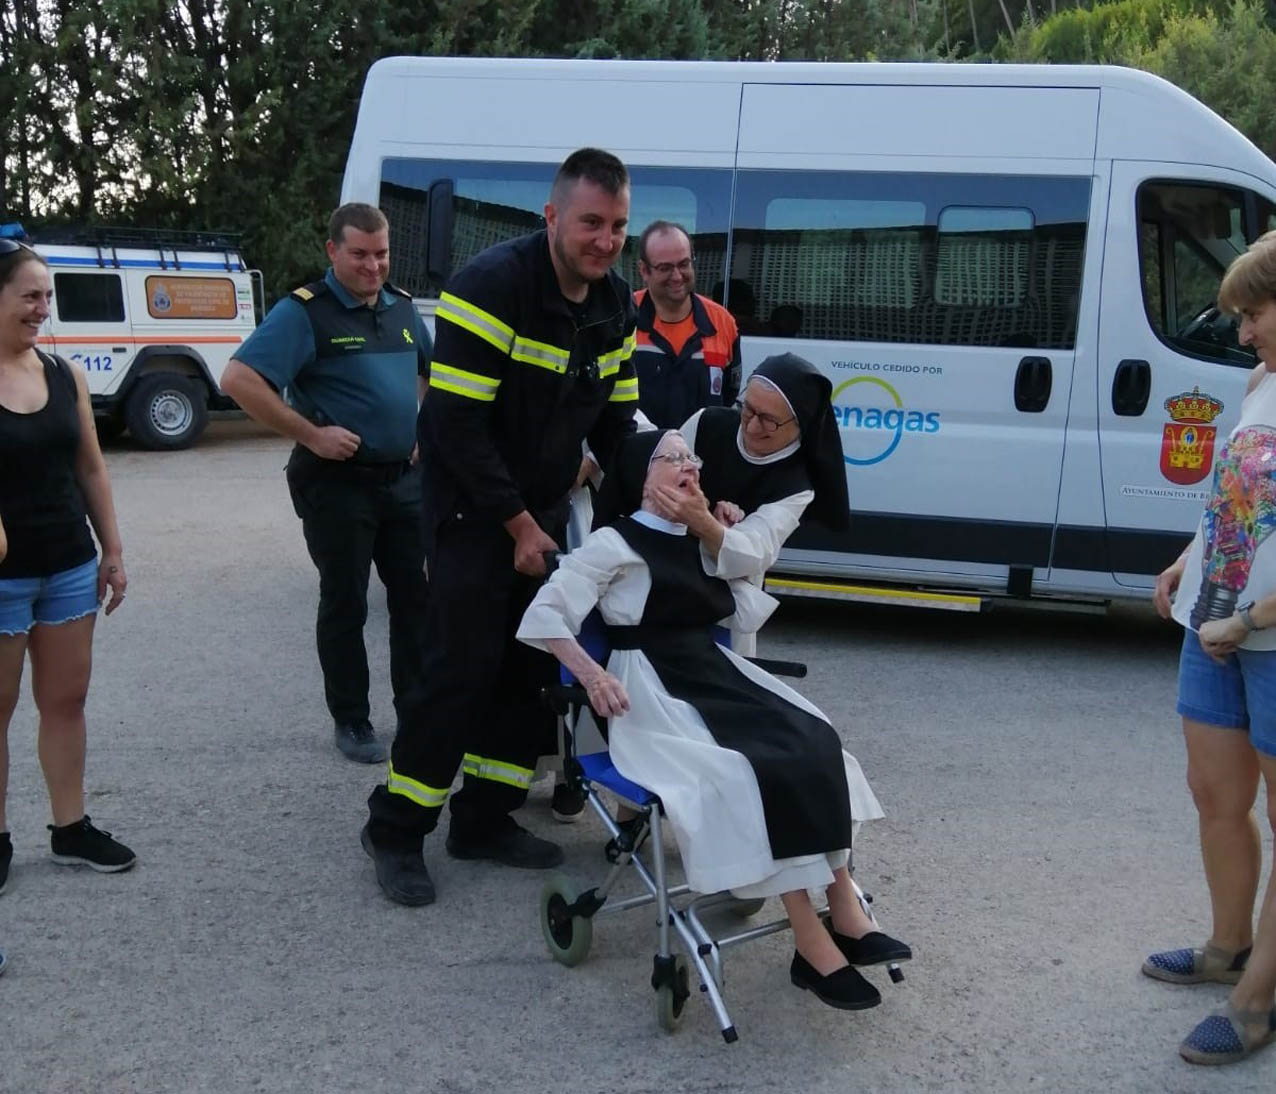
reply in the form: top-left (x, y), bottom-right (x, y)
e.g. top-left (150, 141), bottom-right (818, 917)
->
top-left (541, 683), bottom-right (591, 715)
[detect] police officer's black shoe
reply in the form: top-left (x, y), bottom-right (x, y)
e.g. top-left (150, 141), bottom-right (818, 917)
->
top-left (334, 720), bottom-right (388, 764)
top-left (360, 823), bottom-right (435, 906)
top-left (445, 816), bottom-right (565, 869)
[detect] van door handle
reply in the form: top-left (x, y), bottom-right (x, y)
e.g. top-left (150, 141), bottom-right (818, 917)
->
top-left (1112, 359), bottom-right (1151, 416)
top-left (112, 346), bottom-right (127, 353)
top-left (1014, 356), bottom-right (1052, 413)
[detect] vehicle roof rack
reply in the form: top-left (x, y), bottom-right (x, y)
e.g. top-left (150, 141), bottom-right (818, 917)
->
top-left (31, 225), bottom-right (244, 252)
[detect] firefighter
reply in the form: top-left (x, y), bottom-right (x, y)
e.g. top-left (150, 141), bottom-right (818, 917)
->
top-left (361, 148), bottom-right (639, 905)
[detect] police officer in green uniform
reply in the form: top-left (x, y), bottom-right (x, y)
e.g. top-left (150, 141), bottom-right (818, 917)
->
top-left (222, 204), bottom-right (432, 763)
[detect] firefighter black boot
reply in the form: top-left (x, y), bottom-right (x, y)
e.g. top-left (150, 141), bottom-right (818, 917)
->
top-left (361, 823), bottom-right (435, 906)
top-left (445, 815), bottom-right (564, 869)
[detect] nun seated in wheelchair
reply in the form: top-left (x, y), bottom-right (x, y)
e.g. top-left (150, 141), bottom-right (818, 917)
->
top-left (516, 428), bottom-right (910, 1011)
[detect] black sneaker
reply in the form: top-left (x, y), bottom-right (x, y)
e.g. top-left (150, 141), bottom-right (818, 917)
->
top-left (0, 832), bottom-right (11, 896)
top-left (446, 816), bottom-right (564, 869)
top-left (360, 823), bottom-right (435, 906)
top-left (48, 816), bottom-right (137, 873)
top-left (334, 720), bottom-right (388, 764)
top-left (550, 782), bottom-right (587, 824)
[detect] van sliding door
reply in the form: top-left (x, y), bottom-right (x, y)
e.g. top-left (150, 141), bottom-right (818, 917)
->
top-left (730, 83), bottom-right (1097, 587)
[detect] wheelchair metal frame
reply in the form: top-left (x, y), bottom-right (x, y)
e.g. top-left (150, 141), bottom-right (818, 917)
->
top-left (539, 686), bottom-right (904, 1043)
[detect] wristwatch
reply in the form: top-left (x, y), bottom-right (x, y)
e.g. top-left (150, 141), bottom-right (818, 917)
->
top-left (1238, 601), bottom-right (1265, 631)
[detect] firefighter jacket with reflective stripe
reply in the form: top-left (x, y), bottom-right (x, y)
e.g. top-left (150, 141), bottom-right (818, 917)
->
top-left (422, 230), bottom-right (638, 526)
top-left (632, 290), bottom-right (741, 430)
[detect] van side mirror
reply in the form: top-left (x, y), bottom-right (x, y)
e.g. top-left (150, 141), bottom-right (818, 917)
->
top-left (426, 179), bottom-right (455, 285)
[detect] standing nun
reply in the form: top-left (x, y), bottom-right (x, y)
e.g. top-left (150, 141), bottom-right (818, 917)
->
top-left (519, 429), bottom-right (909, 1011)
top-left (617, 352), bottom-right (849, 655)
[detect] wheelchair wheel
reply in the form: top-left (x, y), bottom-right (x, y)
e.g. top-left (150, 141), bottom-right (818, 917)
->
top-left (654, 955), bottom-right (690, 1032)
top-left (540, 873), bottom-right (594, 967)
top-left (727, 896), bottom-right (766, 918)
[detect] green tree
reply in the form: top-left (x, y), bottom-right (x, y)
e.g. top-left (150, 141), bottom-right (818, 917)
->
top-left (994, 0), bottom-right (1276, 160)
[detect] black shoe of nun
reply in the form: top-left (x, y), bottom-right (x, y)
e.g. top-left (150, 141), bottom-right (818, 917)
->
top-left (826, 923), bottom-right (913, 966)
top-left (789, 952), bottom-right (881, 1010)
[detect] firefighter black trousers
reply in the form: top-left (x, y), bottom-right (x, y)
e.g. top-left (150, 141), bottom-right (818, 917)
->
top-left (367, 510), bottom-right (560, 847)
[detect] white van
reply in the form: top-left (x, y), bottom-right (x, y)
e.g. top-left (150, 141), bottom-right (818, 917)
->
top-left (33, 231), bottom-right (262, 449)
top-left (341, 57), bottom-right (1276, 607)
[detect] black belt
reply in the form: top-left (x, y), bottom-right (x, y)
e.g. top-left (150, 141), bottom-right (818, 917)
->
top-left (290, 445), bottom-right (412, 485)
top-left (607, 624), bottom-right (719, 652)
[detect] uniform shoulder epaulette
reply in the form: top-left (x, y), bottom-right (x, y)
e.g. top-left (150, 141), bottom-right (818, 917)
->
top-left (290, 281), bottom-right (329, 304)
top-left (383, 281), bottom-right (413, 300)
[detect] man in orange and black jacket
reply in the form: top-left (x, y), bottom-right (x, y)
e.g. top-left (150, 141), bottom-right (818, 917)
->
top-left (632, 220), bottom-right (741, 429)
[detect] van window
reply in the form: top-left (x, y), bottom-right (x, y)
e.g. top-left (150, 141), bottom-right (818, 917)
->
top-left (729, 171), bottom-right (1089, 348)
top-left (379, 159), bottom-right (732, 298)
top-left (1137, 182), bottom-right (1254, 366)
top-left (54, 273), bottom-right (125, 323)
top-left (1258, 195), bottom-right (1276, 236)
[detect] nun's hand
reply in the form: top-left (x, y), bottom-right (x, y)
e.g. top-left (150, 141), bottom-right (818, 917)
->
top-left (650, 482), bottom-right (713, 530)
top-left (582, 669), bottom-right (630, 717)
top-left (713, 500), bottom-right (745, 528)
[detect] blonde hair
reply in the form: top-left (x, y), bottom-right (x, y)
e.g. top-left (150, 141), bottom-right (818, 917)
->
top-left (1218, 229), bottom-right (1276, 314)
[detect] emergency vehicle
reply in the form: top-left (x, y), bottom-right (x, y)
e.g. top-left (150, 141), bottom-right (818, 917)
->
top-left (341, 57), bottom-right (1276, 608)
top-left (31, 229), bottom-right (262, 449)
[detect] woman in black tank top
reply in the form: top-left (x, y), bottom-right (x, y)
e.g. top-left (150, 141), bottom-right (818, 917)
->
top-left (0, 242), bottom-right (136, 883)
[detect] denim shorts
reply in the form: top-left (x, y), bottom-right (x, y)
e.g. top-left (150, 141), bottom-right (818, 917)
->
top-left (1177, 630), bottom-right (1276, 756)
top-left (0, 558), bottom-right (99, 636)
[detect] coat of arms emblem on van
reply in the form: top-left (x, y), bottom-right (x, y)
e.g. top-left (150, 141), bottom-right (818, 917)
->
top-left (1160, 386), bottom-right (1224, 486)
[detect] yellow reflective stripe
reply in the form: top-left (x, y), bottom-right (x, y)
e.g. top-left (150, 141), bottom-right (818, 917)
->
top-left (609, 376), bottom-right (639, 402)
top-left (511, 336), bottom-right (570, 374)
top-left (461, 752), bottom-right (534, 790)
top-left (437, 292), bottom-right (515, 354)
top-left (598, 333), bottom-right (637, 376)
top-left (430, 362), bottom-right (500, 402)
top-left (386, 762), bottom-right (449, 809)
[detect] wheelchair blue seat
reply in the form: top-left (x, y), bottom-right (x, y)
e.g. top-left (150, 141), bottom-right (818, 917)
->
top-left (576, 752), bottom-right (657, 807)
top-left (558, 609), bottom-right (658, 806)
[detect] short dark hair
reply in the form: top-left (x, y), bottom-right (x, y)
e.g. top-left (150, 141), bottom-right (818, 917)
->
top-left (550, 148), bottom-right (629, 207)
top-left (0, 242), bottom-right (48, 290)
top-left (328, 203), bottom-right (388, 245)
top-left (637, 221), bottom-right (691, 266)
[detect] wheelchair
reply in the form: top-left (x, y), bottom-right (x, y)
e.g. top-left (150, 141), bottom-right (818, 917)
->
top-left (537, 611), bottom-right (905, 1043)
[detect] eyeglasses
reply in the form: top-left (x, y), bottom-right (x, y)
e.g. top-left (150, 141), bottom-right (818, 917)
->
top-left (0, 239), bottom-right (33, 256)
top-left (649, 451), bottom-right (703, 470)
top-left (735, 398), bottom-right (795, 434)
top-left (645, 258), bottom-right (693, 277)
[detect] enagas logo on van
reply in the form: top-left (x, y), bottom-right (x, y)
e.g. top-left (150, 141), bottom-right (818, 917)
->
top-left (831, 377), bottom-right (941, 466)
top-left (1160, 386), bottom-right (1224, 485)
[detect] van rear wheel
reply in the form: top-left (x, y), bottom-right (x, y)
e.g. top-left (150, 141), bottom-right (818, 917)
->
top-left (125, 373), bottom-right (208, 450)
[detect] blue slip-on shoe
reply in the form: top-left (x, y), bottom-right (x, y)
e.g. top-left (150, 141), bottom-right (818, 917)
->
top-left (1180, 1002), bottom-right (1276, 1065)
top-left (1142, 943), bottom-right (1249, 984)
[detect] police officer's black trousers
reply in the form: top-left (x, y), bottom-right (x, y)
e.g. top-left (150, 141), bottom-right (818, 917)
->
top-left (367, 512), bottom-right (560, 847)
top-left (286, 454), bottom-right (430, 728)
